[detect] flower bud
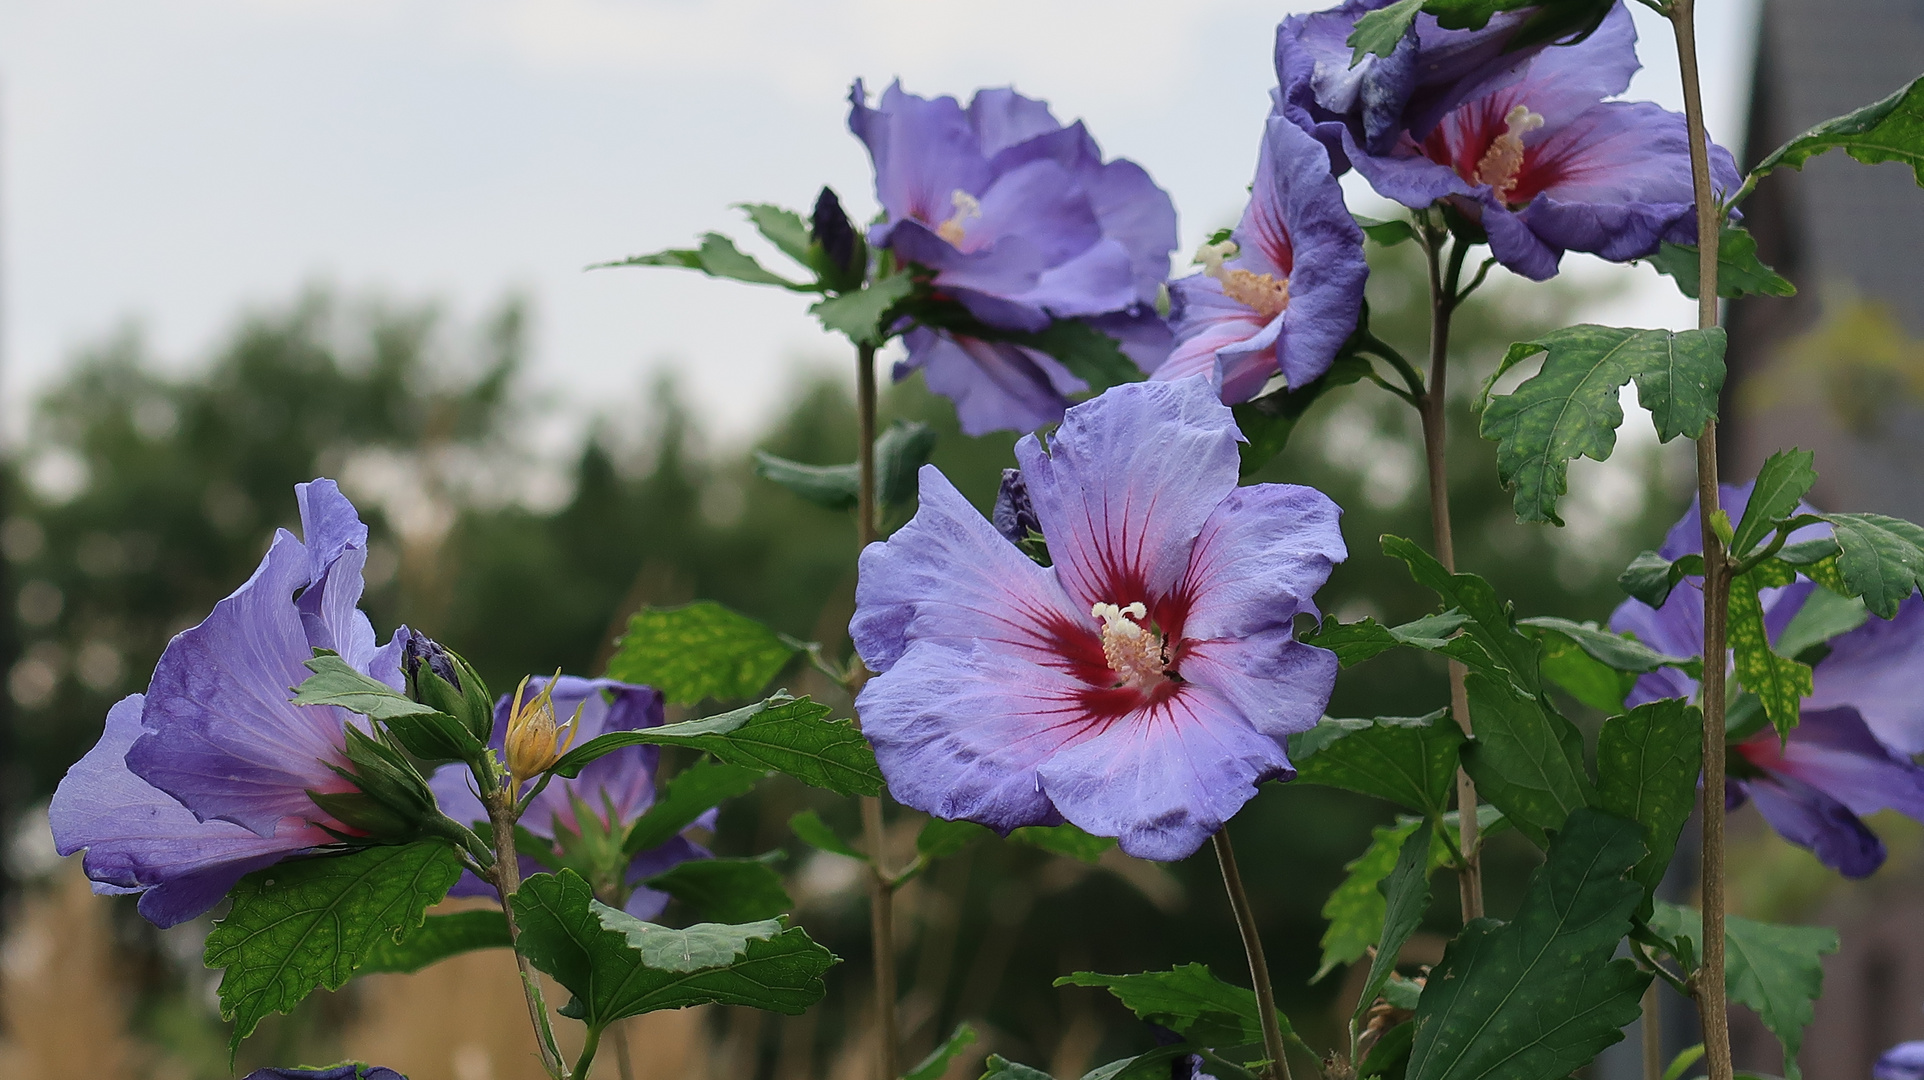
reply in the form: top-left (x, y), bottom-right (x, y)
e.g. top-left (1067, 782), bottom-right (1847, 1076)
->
top-left (310, 727), bottom-right (442, 843)
top-left (810, 186), bottom-right (867, 293)
top-left (400, 627), bottom-right (460, 695)
top-left (992, 468), bottom-right (1049, 565)
top-left (504, 674), bottom-right (583, 789)
top-left (399, 628), bottom-right (495, 747)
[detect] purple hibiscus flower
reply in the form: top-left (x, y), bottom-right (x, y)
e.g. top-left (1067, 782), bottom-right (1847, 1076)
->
top-left (1610, 484), bottom-right (1924, 878)
top-left (429, 675), bottom-right (707, 918)
top-left (1150, 115), bottom-right (1366, 404)
top-left (1278, 1), bottom-right (1740, 281)
top-left (50, 479), bottom-right (402, 927)
top-left (1878, 1042), bottom-right (1924, 1080)
top-left (850, 377), bottom-right (1346, 860)
top-left (849, 79), bottom-right (1178, 435)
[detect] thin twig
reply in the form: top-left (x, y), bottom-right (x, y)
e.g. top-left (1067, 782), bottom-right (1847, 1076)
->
top-left (1665, 1), bottom-right (1732, 1077)
top-left (1213, 830), bottom-right (1293, 1080)
top-left (487, 791), bottom-right (567, 1079)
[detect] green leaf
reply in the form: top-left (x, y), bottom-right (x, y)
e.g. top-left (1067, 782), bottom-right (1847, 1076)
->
top-left (293, 652), bottom-right (441, 720)
top-left (1775, 586), bottom-right (1869, 661)
top-left (1421, 0), bottom-right (1616, 48)
top-left (981, 1055), bottom-right (1058, 1080)
top-left (1301, 611), bottom-right (1472, 667)
top-left (1732, 449), bottom-right (1818, 557)
top-left (357, 910), bottom-right (511, 975)
top-left (917, 818), bottom-right (993, 860)
top-left (1618, 550), bottom-right (1706, 609)
top-left (1477, 325), bottom-right (1727, 524)
top-left (1009, 823), bottom-right (1116, 864)
top-left (1518, 616), bottom-right (1696, 674)
top-left (1347, 0), bottom-right (1422, 60)
top-left (811, 270), bottom-right (915, 345)
top-left (1751, 74), bottom-right (1924, 187)
top-left (1532, 630), bottom-right (1638, 713)
top-left (876, 420), bottom-right (940, 507)
top-left (1287, 709), bottom-right (1463, 817)
top-left (1355, 213), bottom-right (1420, 246)
top-left (599, 232), bottom-right (815, 290)
top-left (789, 809), bottom-right (866, 860)
top-left (752, 453), bottom-right (859, 510)
top-left (1726, 915), bottom-right (1838, 1080)
top-left (624, 759), bottom-right (765, 855)
top-left (645, 857), bottom-right (793, 922)
top-left (1316, 819), bottom-right (1425, 982)
top-left (1406, 809), bottom-right (1651, 1080)
top-left (1459, 673), bottom-right (1594, 849)
top-left (1595, 700), bottom-right (1702, 905)
top-left (1813, 512), bottom-right (1924, 618)
top-left (1055, 963), bottom-right (1290, 1047)
top-left (512, 870), bottom-right (834, 1028)
top-left (1361, 1019), bottom-right (1415, 1080)
top-left (1354, 824), bottom-right (1432, 1027)
top-left (605, 601), bottom-right (799, 706)
top-left (736, 203), bottom-right (814, 264)
top-left (1730, 564), bottom-right (1813, 740)
top-left (1232, 353), bottom-right (1374, 476)
top-left (1664, 1044), bottom-right (1706, 1080)
top-left (1381, 536), bottom-right (1546, 697)
top-left (906, 1022), bottom-right (978, 1080)
top-left (1646, 226), bottom-right (1796, 300)
top-left (205, 842), bottom-right (464, 1049)
top-left (553, 695), bottom-right (884, 797)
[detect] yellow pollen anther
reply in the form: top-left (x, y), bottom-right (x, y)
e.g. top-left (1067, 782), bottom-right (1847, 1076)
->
top-left (936, 189), bottom-right (982, 247)
top-left (1193, 239), bottom-right (1290, 319)
top-left (1473, 104), bottom-right (1545, 204)
top-left (1092, 601), bottom-right (1170, 688)
top-left (504, 671), bottom-right (583, 789)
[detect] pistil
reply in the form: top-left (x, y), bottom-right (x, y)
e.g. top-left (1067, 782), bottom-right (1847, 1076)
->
top-left (936, 189), bottom-right (982, 246)
top-left (1472, 104), bottom-right (1546, 204)
top-left (1194, 239), bottom-right (1290, 319)
top-left (1093, 601), bottom-right (1170, 688)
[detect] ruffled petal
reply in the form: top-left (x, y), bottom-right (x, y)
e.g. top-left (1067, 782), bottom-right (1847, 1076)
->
top-left (1036, 683), bottom-right (1293, 861)
top-left (897, 328), bottom-right (1084, 437)
top-left (1807, 593), bottom-right (1924, 754)
top-left (1741, 771), bottom-right (1886, 878)
top-left (1155, 277), bottom-right (1276, 395)
top-left (1179, 483), bottom-right (1346, 641)
top-left (1739, 706), bottom-right (1924, 821)
top-left (1180, 634), bottom-right (1338, 741)
top-left (857, 640), bottom-right (1100, 832)
top-left (851, 463), bottom-right (1092, 674)
top-left (1262, 120), bottom-right (1369, 388)
top-left (850, 79), bottom-right (992, 231)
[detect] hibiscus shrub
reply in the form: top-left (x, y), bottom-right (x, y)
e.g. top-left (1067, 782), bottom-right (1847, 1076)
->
top-left (47, 3), bottom-right (1924, 1080)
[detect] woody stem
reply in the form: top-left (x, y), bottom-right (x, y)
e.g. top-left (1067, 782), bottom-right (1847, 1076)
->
top-left (486, 789), bottom-right (567, 1079)
top-left (1214, 829), bottom-right (1292, 1080)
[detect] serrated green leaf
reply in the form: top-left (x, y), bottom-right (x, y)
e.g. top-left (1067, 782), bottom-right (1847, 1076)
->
top-left (737, 203), bottom-right (814, 264)
top-left (1354, 824), bottom-right (1432, 1028)
top-left (982, 1055), bottom-right (1058, 1080)
top-left (1233, 353), bottom-right (1374, 476)
top-left (606, 601), bottom-right (799, 706)
top-left (1407, 809), bottom-right (1651, 1080)
top-left (554, 694), bottom-right (883, 797)
top-left (598, 232), bottom-right (815, 290)
top-left (1752, 74), bottom-right (1924, 187)
top-left (1730, 565), bottom-right (1813, 741)
top-left (1382, 536), bottom-right (1546, 697)
top-left (1648, 903), bottom-right (1838, 1080)
top-left (206, 843), bottom-right (463, 1050)
top-left (1732, 449), bottom-right (1818, 557)
top-left (1775, 587), bottom-right (1869, 661)
top-left (1348, 0), bottom-right (1422, 59)
top-left (1288, 709), bottom-right (1463, 817)
top-left (917, 818), bottom-right (993, 860)
top-left (1301, 611), bottom-right (1472, 667)
top-left (1518, 616), bottom-right (1696, 674)
top-left (513, 870), bottom-right (834, 1027)
top-left (1618, 550), bottom-right (1707, 609)
top-left (812, 270), bottom-right (915, 345)
top-left (906, 1022), bottom-right (978, 1080)
top-left (1055, 964), bottom-right (1290, 1047)
top-left (1009, 822), bottom-right (1115, 864)
top-left (293, 653), bottom-right (441, 720)
top-left (625, 759), bottom-right (765, 855)
top-left (357, 910), bottom-right (510, 975)
top-left (1478, 325), bottom-right (1726, 525)
top-left (1317, 819), bottom-right (1425, 983)
top-left (789, 808), bottom-right (866, 860)
top-left (1813, 512), bottom-right (1924, 618)
top-left (1647, 226), bottom-right (1797, 300)
top-left (1595, 700), bottom-right (1702, 908)
top-left (753, 452), bottom-right (859, 510)
top-left (1459, 673), bottom-right (1594, 849)
top-left (645, 857), bottom-right (793, 922)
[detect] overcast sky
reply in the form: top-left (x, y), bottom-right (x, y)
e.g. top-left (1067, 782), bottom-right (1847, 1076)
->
top-left (0, 0), bottom-right (1761, 451)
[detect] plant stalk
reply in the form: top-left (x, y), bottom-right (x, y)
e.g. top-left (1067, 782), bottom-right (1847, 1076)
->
top-left (572, 1024), bottom-right (602, 1080)
top-left (852, 339), bottom-right (902, 1080)
top-left (487, 791), bottom-right (567, 1079)
top-left (1213, 830), bottom-right (1292, 1080)
top-left (1420, 226), bottom-right (1484, 922)
top-left (1642, 984), bottom-right (1663, 1080)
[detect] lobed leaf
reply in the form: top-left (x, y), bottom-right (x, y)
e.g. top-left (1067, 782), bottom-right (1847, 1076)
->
top-left (553, 695), bottom-right (884, 797)
top-left (1518, 616), bottom-right (1696, 674)
top-left (1459, 673), bottom-right (1594, 849)
top-left (1594, 700), bottom-right (1702, 908)
top-left (1646, 226), bottom-right (1796, 300)
top-left (736, 203), bottom-right (814, 264)
top-left (1382, 536), bottom-right (1545, 698)
top-left (811, 270), bottom-right (915, 345)
top-left (752, 453), bottom-right (859, 510)
top-left (1407, 809), bottom-right (1651, 1080)
top-left (1618, 550), bottom-right (1707, 609)
top-left (1775, 587), bottom-right (1869, 661)
top-left (1316, 819), bottom-right (1425, 982)
top-left (293, 653), bottom-right (441, 721)
top-left (206, 842), bottom-right (464, 1050)
top-left (1287, 709), bottom-right (1463, 817)
top-left (512, 870), bottom-right (834, 1029)
top-left (624, 758), bottom-right (766, 855)
top-left (1302, 611), bottom-right (1471, 668)
top-left (1478, 325), bottom-right (1726, 525)
top-left (644, 857), bottom-right (793, 923)
top-left (605, 601), bottom-right (799, 706)
top-left (1649, 903), bottom-right (1838, 1080)
top-left (357, 910), bottom-right (510, 975)
top-left (1347, 0), bottom-right (1423, 61)
top-left (1056, 964), bottom-right (1289, 1048)
top-left (1751, 74), bottom-right (1924, 187)
top-left (1814, 512), bottom-right (1924, 618)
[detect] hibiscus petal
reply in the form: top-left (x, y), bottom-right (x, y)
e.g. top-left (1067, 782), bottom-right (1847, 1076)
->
top-left (850, 79), bottom-right (992, 233)
top-left (1037, 683), bottom-right (1292, 861)
top-left (623, 834), bottom-right (712, 920)
top-left (1085, 158), bottom-right (1182, 304)
top-left (1808, 594), bottom-right (1924, 754)
top-left (1741, 771), bottom-right (1886, 878)
top-left (969, 87), bottom-right (1066, 158)
top-left (1181, 633), bottom-right (1337, 741)
top-left (1743, 707), bottom-right (1924, 821)
top-left (1262, 119), bottom-right (1369, 389)
top-left (897, 328), bottom-right (1084, 437)
top-left (852, 463), bottom-right (1091, 673)
top-left (857, 640), bottom-right (1099, 832)
top-left (1181, 483), bottom-right (1346, 640)
top-left (1018, 377), bottom-right (1242, 611)
top-left (1155, 277), bottom-right (1275, 393)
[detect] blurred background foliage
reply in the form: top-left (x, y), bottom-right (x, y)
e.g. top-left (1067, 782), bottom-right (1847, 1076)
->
top-left (3, 241), bottom-right (1693, 1078)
